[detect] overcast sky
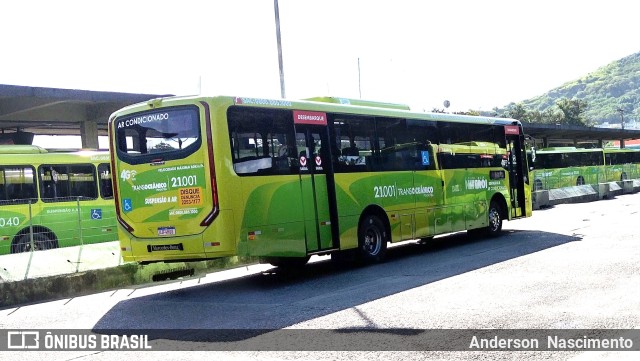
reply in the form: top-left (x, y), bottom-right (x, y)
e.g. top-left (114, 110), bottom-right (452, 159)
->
top-left (2, 0), bottom-right (639, 113)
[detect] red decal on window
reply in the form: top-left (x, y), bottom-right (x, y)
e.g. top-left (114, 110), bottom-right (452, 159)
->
top-left (504, 125), bottom-right (520, 135)
top-left (293, 110), bottom-right (327, 125)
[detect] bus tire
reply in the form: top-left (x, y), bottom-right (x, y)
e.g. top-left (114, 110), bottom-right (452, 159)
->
top-left (358, 214), bottom-right (388, 263)
top-left (11, 232), bottom-right (57, 254)
top-left (486, 200), bottom-right (503, 237)
top-left (621, 172), bottom-right (628, 181)
top-left (576, 176), bottom-right (585, 186)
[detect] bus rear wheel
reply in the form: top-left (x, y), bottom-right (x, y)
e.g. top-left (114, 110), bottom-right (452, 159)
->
top-left (576, 176), bottom-right (585, 186)
top-left (358, 214), bottom-right (388, 263)
top-left (486, 200), bottom-right (503, 237)
top-left (11, 232), bottom-right (57, 254)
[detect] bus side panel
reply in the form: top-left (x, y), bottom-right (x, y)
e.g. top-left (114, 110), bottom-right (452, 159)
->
top-left (413, 170), bottom-right (444, 238)
top-left (36, 204), bottom-right (118, 248)
top-left (337, 214), bottom-right (359, 250)
top-left (0, 208), bottom-right (27, 254)
top-left (605, 164), bottom-right (623, 182)
top-left (333, 173), bottom-right (380, 250)
top-left (379, 171), bottom-right (413, 242)
top-left (531, 169), bottom-right (555, 190)
top-left (237, 176), bottom-right (307, 258)
top-left (440, 169), bottom-right (471, 233)
top-left (202, 209), bottom-right (238, 258)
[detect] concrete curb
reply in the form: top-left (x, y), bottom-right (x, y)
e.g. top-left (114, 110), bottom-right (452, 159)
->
top-left (0, 263), bottom-right (137, 308)
top-left (533, 180), bottom-right (639, 209)
top-left (0, 257), bottom-right (258, 309)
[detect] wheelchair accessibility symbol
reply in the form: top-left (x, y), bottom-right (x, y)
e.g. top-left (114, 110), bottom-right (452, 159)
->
top-left (123, 199), bottom-right (132, 213)
top-left (91, 209), bottom-right (102, 220)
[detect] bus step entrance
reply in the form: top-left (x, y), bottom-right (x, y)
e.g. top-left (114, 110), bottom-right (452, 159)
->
top-left (151, 267), bottom-right (195, 282)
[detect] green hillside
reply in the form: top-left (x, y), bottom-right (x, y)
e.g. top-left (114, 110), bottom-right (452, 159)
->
top-left (504, 51), bottom-right (640, 126)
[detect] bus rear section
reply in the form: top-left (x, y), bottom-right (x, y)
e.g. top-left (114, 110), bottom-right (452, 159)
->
top-left (110, 99), bottom-right (235, 263)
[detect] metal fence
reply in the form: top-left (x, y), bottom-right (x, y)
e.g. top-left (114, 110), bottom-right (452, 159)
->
top-left (0, 198), bottom-right (121, 281)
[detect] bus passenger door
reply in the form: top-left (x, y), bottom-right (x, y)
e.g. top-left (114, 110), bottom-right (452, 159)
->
top-left (505, 126), bottom-right (528, 219)
top-left (295, 124), bottom-right (338, 253)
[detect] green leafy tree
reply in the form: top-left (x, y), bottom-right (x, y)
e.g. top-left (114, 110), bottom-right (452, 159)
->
top-left (506, 103), bottom-right (528, 121)
top-left (555, 98), bottom-right (590, 126)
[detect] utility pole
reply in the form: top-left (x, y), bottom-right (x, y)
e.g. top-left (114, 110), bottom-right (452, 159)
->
top-left (617, 107), bottom-right (625, 148)
top-left (274, 0), bottom-right (286, 98)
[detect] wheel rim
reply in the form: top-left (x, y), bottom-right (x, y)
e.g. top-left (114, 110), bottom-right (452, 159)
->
top-left (488, 207), bottom-right (501, 232)
top-left (14, 234), bottom-right (52, 253)
top-left (363, 225), bottom-right (382, 256)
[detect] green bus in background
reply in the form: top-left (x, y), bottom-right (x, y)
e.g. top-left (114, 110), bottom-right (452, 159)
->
top-left (109, 95), bottom-right (532, 267)
top-left (531, 147), bottom-right (605, 191)
top-left (531, 147), bottom-right (640, 191)
top-left (603, 147), bottom-right (640, 182)
top-left (0, 146), bottom-right (117, 254)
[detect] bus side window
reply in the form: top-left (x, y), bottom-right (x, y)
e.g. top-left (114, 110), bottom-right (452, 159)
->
top-left (228, 107), bottom-right (297, 176)
top-left (98, 164), bottom-right (113, 198)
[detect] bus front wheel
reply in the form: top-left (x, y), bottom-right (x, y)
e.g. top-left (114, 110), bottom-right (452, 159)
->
top-left (358, 214), bottom-right (388, 263)
top-left (11, 233), bottom-right (57, 254)
top-left (576, 176), bottom-right (585, 186)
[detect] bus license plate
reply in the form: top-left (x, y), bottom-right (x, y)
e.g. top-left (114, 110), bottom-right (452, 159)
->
top-left (157, 226), bottom-right (176, 236)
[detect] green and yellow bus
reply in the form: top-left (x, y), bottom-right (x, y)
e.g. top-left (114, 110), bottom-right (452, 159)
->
top-left (0, 146), bottom-right (117, 254)
top-left (531, 147), bottom-right (640, 191)
top-left (109, 95), bottom-right (532, 266)
top-left (603, 147), bottom-right (640, 182)
top-left (531, 147), bottom-right (605, 191)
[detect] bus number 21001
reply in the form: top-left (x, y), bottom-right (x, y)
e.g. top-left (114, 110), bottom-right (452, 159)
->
top-left (374, 185), bottom-right (397, 198)
top-left (171, 175), bottom-right (197, 188)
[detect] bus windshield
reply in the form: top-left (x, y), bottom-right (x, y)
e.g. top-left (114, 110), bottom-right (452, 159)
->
top-left (115, 106), bottom-right (201, 161)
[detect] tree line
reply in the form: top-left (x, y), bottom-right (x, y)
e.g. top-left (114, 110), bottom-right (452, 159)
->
top-left (433, 98), bottom-right (596, 127)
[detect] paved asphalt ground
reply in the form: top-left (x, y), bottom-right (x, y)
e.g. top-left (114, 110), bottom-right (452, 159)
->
top-left (2, 192), bottom-right (640, 360)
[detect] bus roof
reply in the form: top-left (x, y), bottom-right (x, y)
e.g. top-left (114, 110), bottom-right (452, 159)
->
top-left (304, 96), bottom-right (411, 110)
top-left (110, 95), bottom-right (523, 129)
top-left (0, 150), bottom-right (110, 164)
top-left (0, 145), bottom-right (48, 154)
top-left (603, 147), bottom-right (640, 153)
top-left (537, 147), bottom-right (603, 154)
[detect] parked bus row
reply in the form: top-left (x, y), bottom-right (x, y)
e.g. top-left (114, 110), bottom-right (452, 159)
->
top-left (108, 95), bottom-right (532, 267)
top-left (0, 145), bottom-right (117, 255)
top-left (530, 147), bottom-right (640, 191)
